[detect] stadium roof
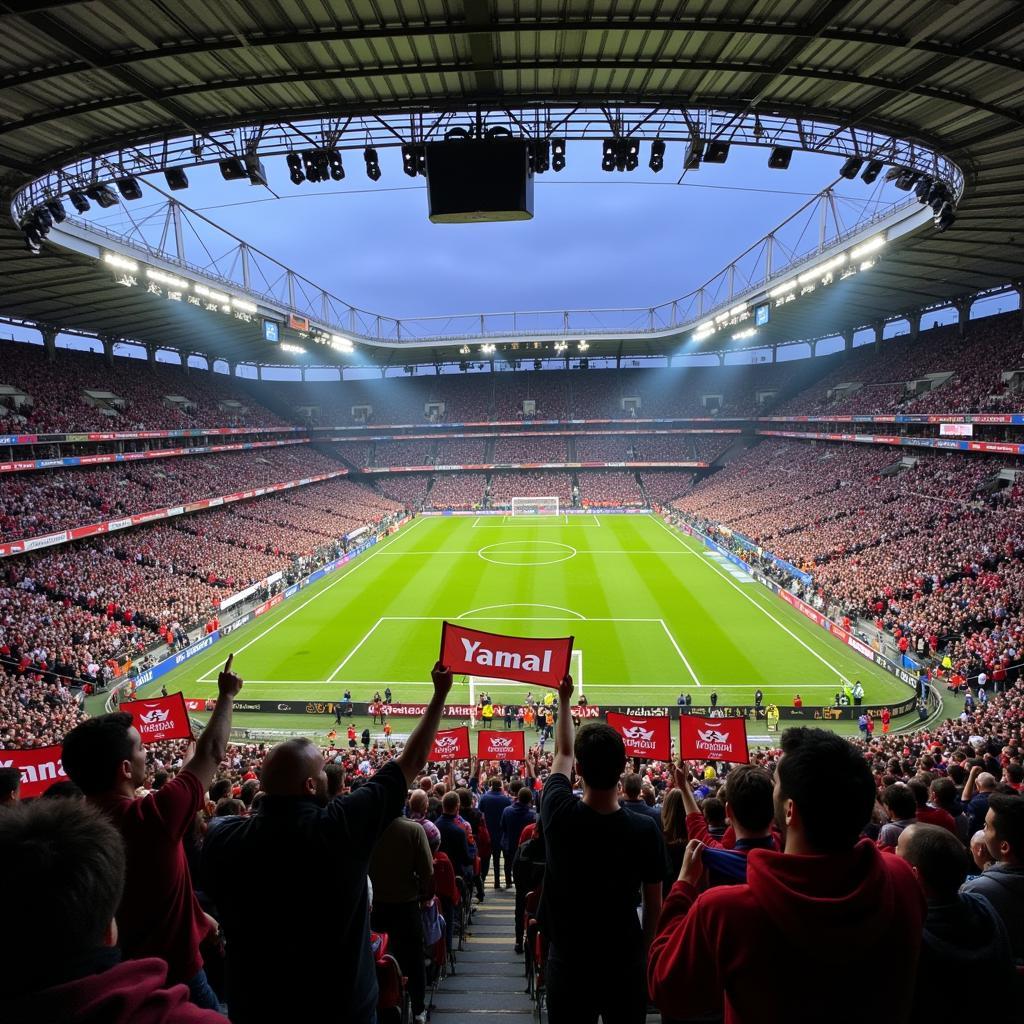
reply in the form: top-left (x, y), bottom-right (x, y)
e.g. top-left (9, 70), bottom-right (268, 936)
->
top-left (0, 0), bottom-right (1022, 363)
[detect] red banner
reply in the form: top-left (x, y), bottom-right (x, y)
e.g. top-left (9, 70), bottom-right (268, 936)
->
top-left (120, 693), bottom-right (193, 742)
top-left (477, 730), bottom-right (526, 761)
top-left (679, 715), bottom-right (749, 763)
top-left (430, 726), bottom-right (471, 761)
top-left (440, 622), bottom-right (573, 690)
top-left (0, 745), bottom-right (67, 798)
top-left (607, 712), bottom-right (672, 760)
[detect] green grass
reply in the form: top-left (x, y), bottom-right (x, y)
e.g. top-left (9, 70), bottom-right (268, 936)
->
top-left (146, 513), bottom-right (912, 731)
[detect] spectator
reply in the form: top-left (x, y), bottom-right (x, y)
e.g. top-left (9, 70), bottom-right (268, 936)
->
top-left (369, 807), bottom-right (434, 1023)
top-left (648, 728), bottom-right (925, 1023)
top-left (61, 653), bottom-right (242, 1009)
top-left (437, 790), bottom-right (474, 880)
top-left (512, 817), bottom-right (546, 955)
top-left (0, 799), bottom-right (226, 1023)
top-left (878, 783), bottom-right (918, 850)
top-left (201, 662), bottom-right (452, 1024)
top-left (540, 677), bottom-right (665, 1024)
top-left (0, 765), bottom-right (20, 806)
top-left (907, 779), bottom-right (957, 835)
top-left (963, 767), bottom-right (997, 836)
top-left (478, 776), bottom-right (512, 889)
top-left (960, 793), bottom-right (1024, 961)
top-left (621, 772), bottom-right (662, 823)
top-left (896, 822), bottom-right (1016, 1019)
top-left (500, 786), bottom-right (538, 886)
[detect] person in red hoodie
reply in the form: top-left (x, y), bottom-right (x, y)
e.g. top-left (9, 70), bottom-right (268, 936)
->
top-left (0, 799), bottom-right (225, 1024)
top-left (648, 727), bottom-right (926, 1024)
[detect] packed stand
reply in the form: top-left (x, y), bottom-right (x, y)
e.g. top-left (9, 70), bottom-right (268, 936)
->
top-left (491, 372), bottom-right (570, 421)
top-left (370, 440), bottom-right (435, 467)
top-left (641, 470), bottom-right (695, 503)
top-left (376, 474), bottom-right (432, 510)
top-left (578, 471), bottom-right (645, 506)
top-left (673, 439), bottom-right (1024, 687)
top-left (492, 435), bottom-right (567, 462)
top-left (0, 342), bottom-right (289, 434)
top-left (0, 445), bottom-right (342, 542)
top-left (428, 473), bottom-right (486, 509)
top-left (435, 438), bottom-right (489, 464)
top-left (487, 472), bottom-right (574, 507)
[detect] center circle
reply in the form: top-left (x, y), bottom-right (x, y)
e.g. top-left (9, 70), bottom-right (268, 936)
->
top-left (478, 541), bottom-right (577, 566)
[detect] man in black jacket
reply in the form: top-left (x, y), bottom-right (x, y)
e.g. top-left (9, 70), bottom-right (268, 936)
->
top-left (203, 662), bottom-right (452, 1024)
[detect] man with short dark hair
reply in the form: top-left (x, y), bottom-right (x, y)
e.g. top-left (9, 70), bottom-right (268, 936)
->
top-left (541, 677), bottom-right (664, 1024)
top-left (649, 728), bottom-right (925, 1022)
top-left (878, 783), bottom-right (918, 849)
top-left (500, 785), bottom-right (537, 869)
top-left (621, 772), bottom-right (661, 823)
top-left (0, 799), bottom-right (225, 1022)
top-left (907, 779), bottom-right (956, 835)
top-left (961, 792), bottom-right (1024, 960)
top-left (896, 823), bottom-right (1015, 1019)
top-left (202, 661), bottom-right (452, 1024)
top-left (0, 765), bottom-right (20, 806)
top-left (479, 776), bottom-right (512, 889)
top-left (61, 653), bottom-right (242, 1009)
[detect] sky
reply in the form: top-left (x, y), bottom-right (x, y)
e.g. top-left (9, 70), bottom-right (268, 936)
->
top-left (87, 142), bottom-right (899, 325)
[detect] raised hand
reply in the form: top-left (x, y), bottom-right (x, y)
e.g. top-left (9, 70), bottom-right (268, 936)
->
top-left (557, 674), bottom-right (573, 704)
top-left (431, 661), bottom-right (454, 700)
top-left (217, 653), bottom-right (244, 699)
top-left (680, 839), bottom-right (704, 887)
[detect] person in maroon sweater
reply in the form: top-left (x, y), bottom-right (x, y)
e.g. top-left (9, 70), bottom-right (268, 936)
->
top-left (0, 799), bottom-right (225, 1024)
top-left (648, 728), bottom-right (926, 1024)
top-left (62, 654), bottom-right (242, 1010)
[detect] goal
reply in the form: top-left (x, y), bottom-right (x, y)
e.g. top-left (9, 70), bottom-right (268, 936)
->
top-left (468, 650), bottom-right (583, 724)
top-left (511, 496), bottom-right (560, 516)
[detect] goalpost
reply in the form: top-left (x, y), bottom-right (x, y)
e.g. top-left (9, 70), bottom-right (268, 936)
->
top-left (468, 649), bottom-right (583, 725)
top-left (510, 496), bottom-right (560, 516)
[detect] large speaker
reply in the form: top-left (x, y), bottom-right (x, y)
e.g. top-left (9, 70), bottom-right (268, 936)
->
top-left (425, 138), bottom-right (534, 223)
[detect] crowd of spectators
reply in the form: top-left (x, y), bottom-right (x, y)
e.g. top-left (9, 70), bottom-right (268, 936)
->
top-left (369, 440), bottom-right (435, 467)
top-left (641, 471), bottom-right (695, 503)
top-left (673, 438), bottom-right (1024, 685)
top-left (492, 435), bottom-right (567, 462)
top-left (0, 342), bottom-right (288, 434)
top-left (487, 472), bottom-right (574, 506)
top-left (772, 312), bottom-right (1024, 417)
top-left (578, 471), bottom-right (644, 506)
top-left (0, 445), bottom-right (341, 542)
top-left (435, 438), bottom-right (489, 464)
top-left (427, 473), bottom-right (486, 509)
top-left (376, 474), bottom-right (432, 509)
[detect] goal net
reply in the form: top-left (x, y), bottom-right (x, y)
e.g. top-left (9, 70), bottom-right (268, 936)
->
top-left (468, 649), bottom-right (583, 724)
top-left (511, 496), bottom-right (560, 516)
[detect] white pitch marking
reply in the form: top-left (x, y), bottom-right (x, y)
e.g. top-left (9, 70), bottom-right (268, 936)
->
top-left (456, 602), bottom-right (587, 620)
top-left (326, 618), bottom-right (385, 682)
top-left (650, 515), bottom-right (852, 684)
top-left (659, 619), bottom-right (702, 687)
top-left (195, 517), bottom-right (426, 681)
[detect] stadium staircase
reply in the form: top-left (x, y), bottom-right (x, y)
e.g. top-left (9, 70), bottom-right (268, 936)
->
top-left (429, 888), bottom-right (661, 1022)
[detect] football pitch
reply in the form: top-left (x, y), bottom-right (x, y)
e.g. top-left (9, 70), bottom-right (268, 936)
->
top-left (150, 513), bottom-right (909, 714)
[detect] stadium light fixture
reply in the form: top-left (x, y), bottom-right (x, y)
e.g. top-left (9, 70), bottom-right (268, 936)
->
top-left (218, 157), bottom-right (248, 181)
top-left (554, 341), bottom-right (568, 352)
top-left (364, 147), bottom-right (381, 181)
top-left (703, 141), bottom-right (730, 164)
top-left (933, 202), bottom-right (956, 232)
top-left (229, 297), bottom-right (257, 313)
top-left (849, 235), bottom-right (886, 260)
top-left (768, 146), bottom-right (792, 170)
top-left (43, 199), bottom-right (66, 223)
top-left (281, 343), bottom-right (306, 354)
top-left (860, 159), bottom-right (884, 184)
top-left (797, 253), bottom-right (846, 284)
top-left (768, 279), bottom-right (798, 298)
top-left (732, 327), bottom-right (757, 340)
top-left (286, 152), bottom-right (305, 185)
top-left (839, 156), bottom-right (863, 179)
top-left (480, 343), bottom-right (496, 354)
top-left (551, 139), bottom-right (566, 172)
top-left (328, 149), bottom-right (345, 181)
top-left (194, 283), bottom-right (230, 303)
top-left (331, 335), bottom-right (354, 353)
top-left (459, 345), bottom-right (470, 355)
top-left (601, 139), bottom-right (616, 172)
top-left (115, 176), bottom-right (143, 200)
top-left (683, 141), bottom-right (702, 170)
top-left (164, 167), bottom-right (189, 191)
top-left (402, 144), bottom-right (425, 178)
top-left (103, 252), bottom-right (139, 271)
top-left (68, 189), bottom-right (90, 214)
top-left (146, 267), bottom-right (189, 289)
top-left (649, 139), bottom-right (665, 173)
top-left (624, 139), bottom-right (639, 172)
top-left (578, 340), bottom-right (589, 351)
top-left (85, 184), bottom-right (119, 208)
